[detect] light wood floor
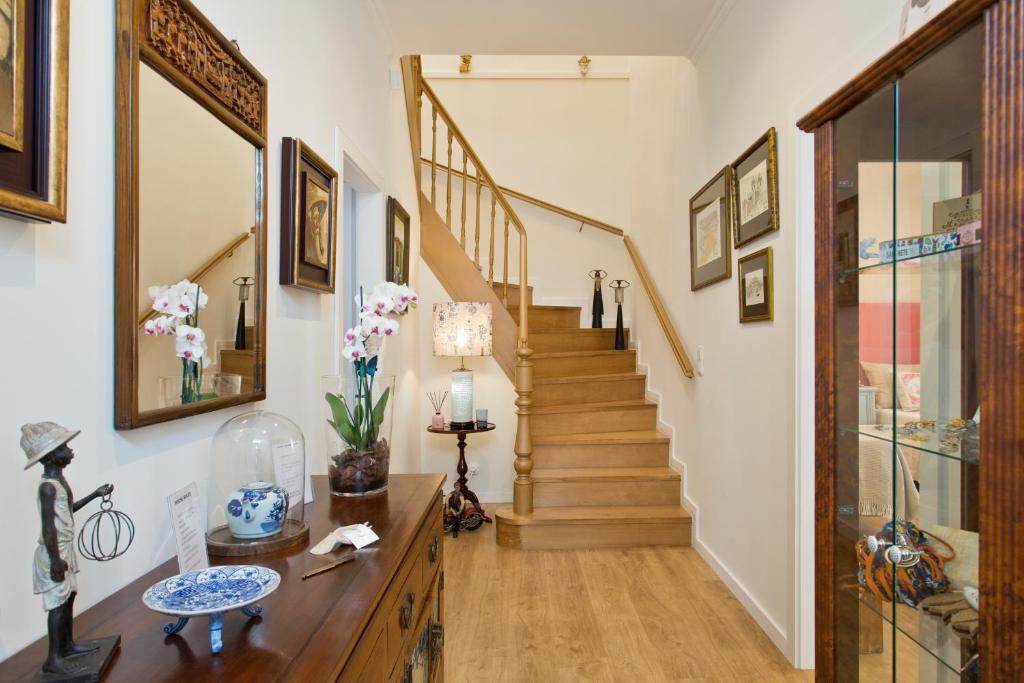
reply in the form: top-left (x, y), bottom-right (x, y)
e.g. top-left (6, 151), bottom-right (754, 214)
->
top-left (443, 524), bottom-right (814, 682)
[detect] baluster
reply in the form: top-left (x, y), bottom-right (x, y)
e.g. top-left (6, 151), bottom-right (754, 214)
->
top-left (460, 151), bottom-right (468, 248)
top-left (503, 215), bottom-right (510, 306)
top-left (430, 107), bottom-right (437, 207)
top-left (488, 194), bottom-right (496, 285)
top-left (474, 170), bottom-right (482, 270)
top-left (446, 129), bottom-right (453, 227)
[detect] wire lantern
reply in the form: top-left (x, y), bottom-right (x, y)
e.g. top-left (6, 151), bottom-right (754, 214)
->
top-left (77, 494), bottom-right (135, 562)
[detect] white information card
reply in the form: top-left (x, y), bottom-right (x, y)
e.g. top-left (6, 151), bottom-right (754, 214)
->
top-left (166, 482), bottom-right (209, 574)
top-left (272, 441), bottom-right (305, 510)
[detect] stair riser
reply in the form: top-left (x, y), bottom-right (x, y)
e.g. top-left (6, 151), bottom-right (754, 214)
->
top-left (510, 307), bottom-right (580, 329)
top-left (529, 329), bottom-right (627, 353)
top-left (534, 352), bottom-right (636, 379)
top-left (534, 479), bottom-right (680, 507)
top-left (532, 405), bottom-right (657, 436)
top-left (532, 442), bottom-right (669, 469)
top-left (533, 376), bottom-right (646, 406)
top-left (497, 520), bottom-right (692, 549)
top-left (491, 283), bottom-right (533, 306)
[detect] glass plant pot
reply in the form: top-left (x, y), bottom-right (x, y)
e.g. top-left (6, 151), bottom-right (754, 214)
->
top-left (159, 372), bottom-right (242, 408)
top-left (323, 374), bottom-right (395, 497)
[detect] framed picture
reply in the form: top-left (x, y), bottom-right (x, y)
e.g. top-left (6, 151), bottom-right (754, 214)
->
top-left (386, 196), bottom-right (410, 285)
top-left (737, 247), bottom-right (774, 323)
top-left (0, 0), bottom-right (67, 222)
top-left (731, 127), bottom-right (779, 248)
top-left (0, 0), bottom-right (24, 152)
top-left (280, 137), bottom-right (338, 293)
top-left (689, 166), bottom-right (732, 290)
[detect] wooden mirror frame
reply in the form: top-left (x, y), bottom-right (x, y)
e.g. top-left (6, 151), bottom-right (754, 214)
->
top-left (114, 0), bottom-right (268, 429)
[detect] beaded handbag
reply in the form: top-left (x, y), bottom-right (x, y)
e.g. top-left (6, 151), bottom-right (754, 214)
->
top-left (855, 519), bottom-right (955, 608)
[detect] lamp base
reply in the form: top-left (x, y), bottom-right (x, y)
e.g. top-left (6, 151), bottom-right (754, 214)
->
top-left (448, 420), bottom-right (475, 431)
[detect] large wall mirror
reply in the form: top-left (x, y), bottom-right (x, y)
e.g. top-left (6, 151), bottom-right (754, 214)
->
top-left (115, 0), bottom-right (268, 429)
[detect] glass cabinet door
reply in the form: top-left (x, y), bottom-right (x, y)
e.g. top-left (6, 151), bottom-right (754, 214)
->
top-left (832, 20), bottom-right (982, 683)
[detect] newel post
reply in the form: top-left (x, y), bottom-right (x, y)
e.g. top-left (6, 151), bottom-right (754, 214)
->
top-left (512, 336), bottom-right (534, 516)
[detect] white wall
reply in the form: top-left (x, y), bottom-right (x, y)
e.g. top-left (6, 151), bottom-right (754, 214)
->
top-left (626, 0), bottom-right (908, 667)
top-left (0, 0), bottom-right (422, 659)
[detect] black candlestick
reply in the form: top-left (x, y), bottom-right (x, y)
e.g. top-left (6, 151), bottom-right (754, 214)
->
top-left (233, 276), bottom-right (255, 350)
top-left (589, 269), bottom-right (606, 328)
top-left (609, 279), bottom-right (631, 350)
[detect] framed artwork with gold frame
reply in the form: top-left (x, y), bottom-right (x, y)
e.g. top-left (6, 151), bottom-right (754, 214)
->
top-left (689, 166), bottom-right (732, 291)
top-left (0, 0), bottom-right (67, 222)
top-left (737, 247), bottom-right (773, 323)
top-left (386, 196), bottom-right (410, 285)
top-left (731, 127), bottom-right (779, 248)
top-left (280, 137), bottom-right (339, 293)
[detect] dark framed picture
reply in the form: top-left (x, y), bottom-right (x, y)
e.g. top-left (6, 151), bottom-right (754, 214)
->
top-left (0, 0), bottom-right (67, 222)
top-left (689, 166), bottom-right (732, 290)
top-left (731, 127), bottom-right (779, 248)
top-left (386, 196), bottom-right (410, 285)
top-left (737, 247), bottom-right (773, 323)
top-left (0, 0), bottom-right (25, 152)
top-left (280, 137), bottom-right (338, 293)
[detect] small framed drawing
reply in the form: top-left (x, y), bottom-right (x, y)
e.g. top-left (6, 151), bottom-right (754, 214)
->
top-left (280, 138), bottom-right (338, 293)
top-left (737, 247), bottom-right (773, 323)
top-left (731, 127), bottom-right (779, 248)
top-left (689, 167), bottom-right (732, 290)
top-left (386, 196), bottom-right (411, 285)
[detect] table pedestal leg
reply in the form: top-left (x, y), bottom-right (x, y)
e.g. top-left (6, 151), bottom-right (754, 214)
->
top-left (456, 432), bottom-right (491, 522)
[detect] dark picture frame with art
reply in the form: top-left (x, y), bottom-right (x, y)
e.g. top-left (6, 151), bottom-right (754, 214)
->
top-left (731, 127), bottom-right (779, 248)
top-left (280, 137), bottom-right (338, 293)
top-left (689, 166), bottom-right (732, 291)
top-left (737, 246), bottom-right (773, 323)
top-left (0, 0), bottom-right (67, 222)
top-left (386, 196), bottom-right (410, 285)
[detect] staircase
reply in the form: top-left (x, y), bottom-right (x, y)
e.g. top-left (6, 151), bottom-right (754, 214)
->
top-left (401, 56), bottom-right (692, 550)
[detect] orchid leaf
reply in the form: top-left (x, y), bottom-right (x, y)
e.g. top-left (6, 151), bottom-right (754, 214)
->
top-left (372, 386), bottom-right (390, 428)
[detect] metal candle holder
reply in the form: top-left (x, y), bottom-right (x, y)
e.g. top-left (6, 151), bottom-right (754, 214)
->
top-left (609, 279), bottom-right (630, 350)
top-left (588, 269), bottom-right (606, 328)
top-left (233, 276), bottom-right (255, 350)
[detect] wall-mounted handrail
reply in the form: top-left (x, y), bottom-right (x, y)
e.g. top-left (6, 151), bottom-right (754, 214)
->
top-left (137, 228), bottom-right (255, 327)
top-left (420, 158), bottom-right (624, 237)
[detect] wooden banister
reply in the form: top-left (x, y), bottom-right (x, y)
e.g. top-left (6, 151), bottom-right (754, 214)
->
top-left (137, 228), bottom-right (255, 327)
top-left (623, 236), bottom-right (695, 379)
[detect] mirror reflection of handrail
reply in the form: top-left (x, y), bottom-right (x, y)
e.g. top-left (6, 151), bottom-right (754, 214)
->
top-left (137, 227), bottom-right (256, 327)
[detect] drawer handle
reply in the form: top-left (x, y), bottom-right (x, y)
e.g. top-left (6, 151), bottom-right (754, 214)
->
top-left (399, 591), bottom-right (415, 630)
top-left (429, 536), bottom-right (440, 563)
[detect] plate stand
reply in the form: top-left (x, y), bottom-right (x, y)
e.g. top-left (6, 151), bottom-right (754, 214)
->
top-left (161, 604), bottom-right (264, 653)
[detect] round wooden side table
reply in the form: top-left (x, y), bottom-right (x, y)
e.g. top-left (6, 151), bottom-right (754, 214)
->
top-left (427, 422), bottom-right (495, 522)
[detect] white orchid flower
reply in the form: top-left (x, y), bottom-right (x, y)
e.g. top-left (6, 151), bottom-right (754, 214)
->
top-left (360, 315), bottom-right (397, 338)
top-left (143, 319), bottom-right (158, 336)
top-left (342, 338), bottom-right (366, 362)
top-left (153, 315), bottom-right (177, 336)
top-left (148, 285), bottom-right (167, 303)
top-left (343, 326), bottom-right (364, 345)
top-left (176, 324), bottom-right (205, 345)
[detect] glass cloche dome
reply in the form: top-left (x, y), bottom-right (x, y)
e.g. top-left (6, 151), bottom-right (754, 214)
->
top-left (207, 410), bottom-right (309, 556)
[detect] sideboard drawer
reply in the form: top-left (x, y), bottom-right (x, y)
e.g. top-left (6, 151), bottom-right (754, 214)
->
top-left (386, 553), bottom-right (424, 674)
top-left (421, 503), bottom-right (444, 584)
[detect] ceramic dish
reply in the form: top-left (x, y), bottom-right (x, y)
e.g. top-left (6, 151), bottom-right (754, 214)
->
top-left (142, 565), bottom-right (280, 617)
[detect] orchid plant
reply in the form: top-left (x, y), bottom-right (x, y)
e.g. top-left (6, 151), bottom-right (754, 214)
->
top-left (143, 279), bottom-right (211, 404)
top-left (326, 281), bottom-right (418, 452)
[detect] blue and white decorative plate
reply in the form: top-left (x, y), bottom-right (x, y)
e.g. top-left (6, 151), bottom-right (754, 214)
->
top-left (142, 565), bottom-right (280, 617)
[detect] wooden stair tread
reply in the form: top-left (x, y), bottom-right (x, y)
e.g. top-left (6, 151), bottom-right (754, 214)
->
top-left (534, 372), bottom-right (643, 385)
top-left (531, 399), bottom-right (654, 416)
top-left (495, 505), bottom-right (690, 526)
top-left (534, 429), bottom-right (669, 445)
top-left (507, 304), bottom-right (580, 312)
top-left (531, 327), bottom-right (627, 334)
top-left (532, 349), bottom-right (634, 359)
top-left (532, 467), bottom-right (680, 483)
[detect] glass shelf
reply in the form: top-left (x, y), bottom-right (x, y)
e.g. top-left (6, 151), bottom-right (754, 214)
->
top-left (843, 241), bottom-right (980, 276)
top-left (839, 424), bottom-right (979, 465)
top-left (846, 586), bottom-right (974, 677)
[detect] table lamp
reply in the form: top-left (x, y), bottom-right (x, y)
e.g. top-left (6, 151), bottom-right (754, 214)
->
top-left (433, 302), bottom-right (493, 429)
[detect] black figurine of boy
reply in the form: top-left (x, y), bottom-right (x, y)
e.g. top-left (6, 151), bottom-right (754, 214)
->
top-left (21, 422), bottom-right (113, 677)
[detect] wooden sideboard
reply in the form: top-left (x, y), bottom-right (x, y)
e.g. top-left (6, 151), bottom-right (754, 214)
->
top-left (0, 474), bottom-right (446, 682)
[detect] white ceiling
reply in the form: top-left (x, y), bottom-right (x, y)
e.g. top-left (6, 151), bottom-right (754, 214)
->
top-left (370, 0), bottom-right (730, 58)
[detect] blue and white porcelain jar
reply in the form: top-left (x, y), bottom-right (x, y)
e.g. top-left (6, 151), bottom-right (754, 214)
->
top-left (226, 481), bottom-right (289, 539)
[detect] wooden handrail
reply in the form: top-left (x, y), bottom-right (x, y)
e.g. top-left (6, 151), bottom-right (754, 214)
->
top-left (137, 228), bottom-right (255, 327)
top-left (418, 76), bottom-right (536, 517)
top-left (623, 236), bottom-right (695, 378)
top-left (419, 158), bottom-right (624, 237)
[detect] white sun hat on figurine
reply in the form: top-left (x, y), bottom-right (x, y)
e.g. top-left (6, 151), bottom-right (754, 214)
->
top-left (20, 421), bottom-right (80, 470)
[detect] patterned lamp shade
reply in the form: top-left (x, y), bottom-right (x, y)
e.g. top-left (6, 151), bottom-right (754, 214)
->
top-left (432, 302), bottom-right (493, 357)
